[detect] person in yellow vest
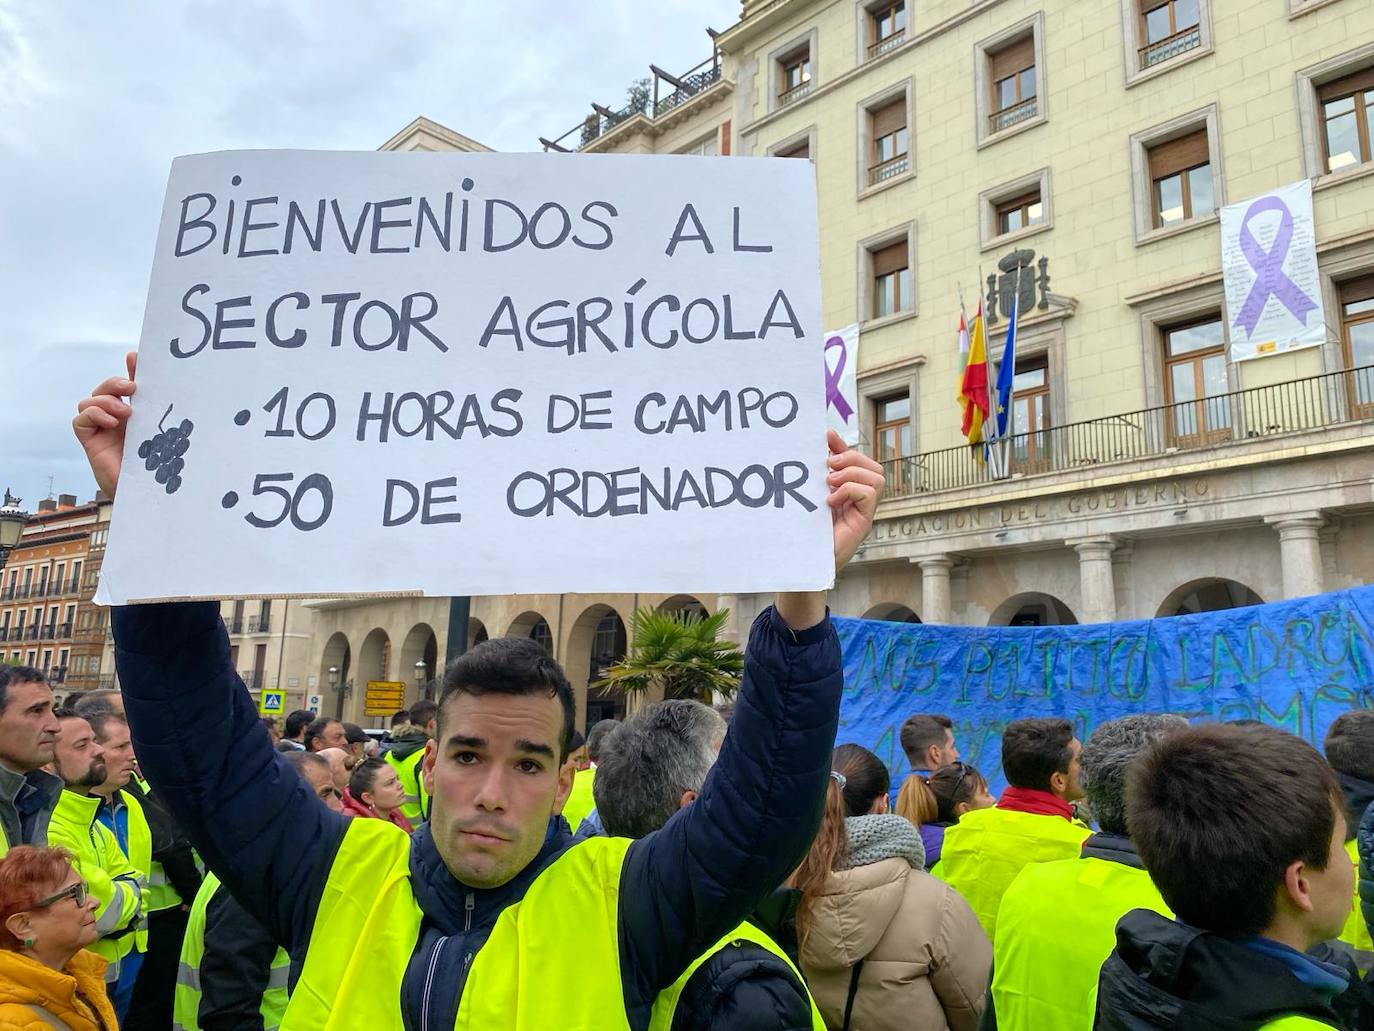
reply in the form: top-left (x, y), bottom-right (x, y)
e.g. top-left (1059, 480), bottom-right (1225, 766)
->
top-left (175, 752), bottom-right (343, 1031)
top-left (1095, 723), bottom-right (1356, 1029)
top-left (593, 699), bottom-right (824, 1029)
top-left (567, 718), bottom-right (621, 839)
top-left (935, 717), bottom-right (1090, 942)
top-left (74, 689), bottom-right (206, 1029)
top-left (987, 713), bottom-right (1187, 1031)
top-left (383, 699), bottom-right (437, 825)
top-left (0, 666), bottom-right (62, 856)
top-left (43, 710), bottom-right (143, 1019)
top-left (559, 730), bottom-right (592, 831)
top-left (72, 371), bottom-right (882, 1031)
top-left (1322, 709), bottom-right (1374, 974)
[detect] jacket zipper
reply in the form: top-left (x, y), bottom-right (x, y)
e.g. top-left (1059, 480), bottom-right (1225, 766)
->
top-left (420, 935), bottom-right (447, 1031)
top-left (464, 891), bottom-right (474, 931)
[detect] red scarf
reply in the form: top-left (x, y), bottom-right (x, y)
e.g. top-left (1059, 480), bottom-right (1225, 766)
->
top-left (997, 786), bottom-right (1074, 821)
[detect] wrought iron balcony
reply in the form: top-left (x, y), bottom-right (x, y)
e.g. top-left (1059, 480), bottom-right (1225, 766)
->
top-left (541, 54), bottom-right (726, 152)
top-left (23, 625), bottom-right (38, 641)
top-left (251, 615), bottom-right (272, 634)
top-left (878, 365), bottom-right (1374, 500)
top-left (0, 628), bottom-right (8, 642)
top-left (240, 669), bottom-right (265, 691)
top-left (869, 153), bottom-right (910, 186)
top-left (869, 31), bottom-right (906, 58)
top-left (57, 622), bottom-right (71, 639)
top-left (228, 617), bottom-right (244, 634)
top-left (1140, 25), bottom-right (1201, 69)
top-left (990, 96), bottom-right (1038, 135)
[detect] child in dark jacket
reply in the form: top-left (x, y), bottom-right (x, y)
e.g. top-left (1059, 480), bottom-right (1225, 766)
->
top-left (1094, 723), bottom-right (1355, 1030)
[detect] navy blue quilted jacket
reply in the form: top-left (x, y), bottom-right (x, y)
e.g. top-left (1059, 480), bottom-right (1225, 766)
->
top-left (113, 602), bottom-right (840, 1031)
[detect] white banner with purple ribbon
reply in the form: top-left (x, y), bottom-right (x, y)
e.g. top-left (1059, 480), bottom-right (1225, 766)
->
top-left (1221, 179), bottom-right (1326, 363)
top-left (97, 150), bottom-right (834, 603)
top-left (824, 322), bottom-right (861, 446)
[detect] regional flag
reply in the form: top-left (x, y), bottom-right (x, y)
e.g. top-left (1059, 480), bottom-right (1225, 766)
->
top-left (958, 302), bottom-right (990, 443)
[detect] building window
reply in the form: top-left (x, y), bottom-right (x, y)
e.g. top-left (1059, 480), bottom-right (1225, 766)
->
top-left (1149, 129), bottom-right (1213, 227)
top-left (529, 618), bottom-right (553, 654)
top-left (1163, 316), bottom-right (1231, 445)
top-left (869, 1), bottom-right (907, 58)
top-left (871, 240), bottom-right (910, 319)
top-left (990, 36), bottom-right (1037, 135)
top-left (778, 140), bottom-right (810, 159)
top-left (997, 191), bottom-right (1044, 235)
top-left (874, 394), bottom-right (913, 492)
top-left (779, 48), bottom-right (812, 106)
top-left (1138, 0), bottom-right (1202, 68)
top-left (1010, 356), bottom-right (1052, 473)
top-left (869, 98), bottom-right (909, 185)
top-left (681, 132), bottom-right (720, 157)
top-left (1320, 68), bottom-right (1374, 173)
top-left (1340, 275), bottom-right (1374, 415)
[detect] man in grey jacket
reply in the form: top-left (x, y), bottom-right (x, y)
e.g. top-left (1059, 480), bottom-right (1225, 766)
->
top-left (0, 664), bottom-right (62, 851)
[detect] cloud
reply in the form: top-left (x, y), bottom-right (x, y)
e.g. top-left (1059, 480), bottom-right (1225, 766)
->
top-left (0, 0), bottom-right (737, 506)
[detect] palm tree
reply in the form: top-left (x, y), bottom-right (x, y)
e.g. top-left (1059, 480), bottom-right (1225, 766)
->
top-left (595, 607), bottom-right (743, 701)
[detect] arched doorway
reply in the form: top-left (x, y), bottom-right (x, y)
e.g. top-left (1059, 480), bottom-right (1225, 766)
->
top-left (1157, 578), bottom-right (1264, 617)
top-left (990, 592), bottom-right (1078, 627)
top-left (657, 594), bottom-right (709, 621)
top-left (862, 603), bottom-right (922, 623)
top-left (319, 632), bottom-right (351, 719)
top-left (564, 604), bottom-right (628, 729)
top-left (469, 618), bottom-right (489, 650)
top-left (507, 611), bottom-right (553, 654)
top-left (399, 623), bottom-right (439, 705)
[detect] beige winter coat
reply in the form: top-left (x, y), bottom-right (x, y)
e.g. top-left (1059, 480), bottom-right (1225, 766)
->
top-left (800, 856), bottom-right (992, 1031)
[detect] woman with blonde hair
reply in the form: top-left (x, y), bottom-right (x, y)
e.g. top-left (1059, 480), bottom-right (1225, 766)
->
top-left (793, 745), bottom-right (991, 1031)
top-left (0, 845), bottom-right (117, 1031)
top-left (894, 761), bottom-right (996, 871)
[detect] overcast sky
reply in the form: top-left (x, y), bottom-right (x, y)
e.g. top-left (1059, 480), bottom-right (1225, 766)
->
top-left (0, 0), bottom-right (738, 509)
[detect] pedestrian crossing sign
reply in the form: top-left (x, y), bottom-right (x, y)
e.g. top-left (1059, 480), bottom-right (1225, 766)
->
top-left (259, 690), bottom-right (284, 715)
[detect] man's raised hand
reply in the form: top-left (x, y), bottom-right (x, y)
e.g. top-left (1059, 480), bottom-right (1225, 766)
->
top-left (825, 429), bottom-right (884, 573)
top-left (73, 351), bottom-right (137, 500)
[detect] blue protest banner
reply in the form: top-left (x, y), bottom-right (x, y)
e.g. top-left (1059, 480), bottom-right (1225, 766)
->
top-left (836, 585), bottom-right (1374, 796)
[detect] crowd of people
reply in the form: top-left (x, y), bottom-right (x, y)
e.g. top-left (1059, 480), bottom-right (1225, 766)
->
top-left (0, 359), bottom-right (1369, 1028)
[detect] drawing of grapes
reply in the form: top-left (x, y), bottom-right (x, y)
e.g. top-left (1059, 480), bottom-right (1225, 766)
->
top-left (137, 404), bottom-right (193, 495)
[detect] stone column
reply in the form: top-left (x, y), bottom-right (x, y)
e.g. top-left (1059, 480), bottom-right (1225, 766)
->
top-left (1069, 536), bottom-right (1118, 623)
top-left (1266, 512), bottom-right (1325, 599)
top-left (918, 556), bottom-right (953, 624)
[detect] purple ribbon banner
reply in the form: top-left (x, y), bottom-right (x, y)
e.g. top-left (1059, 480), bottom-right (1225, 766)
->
top-left (824, 334), bottom-right (854, 423)
top-left (1234, 196), bottom-right (1318, 338)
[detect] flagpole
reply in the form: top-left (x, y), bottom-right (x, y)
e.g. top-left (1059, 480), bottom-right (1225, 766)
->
top-left (982, 266), bottom-right (1004, 479)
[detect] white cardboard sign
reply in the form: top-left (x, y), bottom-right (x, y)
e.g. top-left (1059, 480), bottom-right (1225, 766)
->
top-left (97, 151), bottom-right (832, 604)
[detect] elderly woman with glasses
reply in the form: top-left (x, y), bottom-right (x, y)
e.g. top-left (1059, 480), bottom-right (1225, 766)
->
top-left (0, 845), bottom-right (118, 1031)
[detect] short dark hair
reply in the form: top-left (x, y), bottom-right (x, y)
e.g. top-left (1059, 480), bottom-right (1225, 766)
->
top-left (408, 700), bottom-right (438, 729)
top-left (1325, 710), bottom-right (1374, 783)
top-left (284, 710), bottom-right (314, 739)
top-left (303, 718), bottom-right (339, 751)
top-left (0, 666), bottom-right (47, 715)
top-left (349, 757), bottom-right (388, 798)
top-left (928, 761), bottom-right (990, 824)
top-left (342, 722), bottom-right (368, 746)
top-left (1128, 723), bottom-right (1342, 938)
top-left (585, 719), bottom-right (620, 763)
top-left (568, 729), bottom-right (586, 753)
top-left (1000, 718), bottom-right (1075, 791)
top-left (437, 638), bottom-right (575, 761)
top-left (390, 709), bottom-right (411, 727)
top-left (899, 714), bottom-right (952, 767)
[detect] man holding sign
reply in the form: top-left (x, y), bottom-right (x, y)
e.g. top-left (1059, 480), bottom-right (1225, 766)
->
top-left (74, 353), bottom-right (881, 1031)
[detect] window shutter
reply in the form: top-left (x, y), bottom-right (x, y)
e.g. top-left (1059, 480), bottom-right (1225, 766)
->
top-left (1339, 274), bottom-right (1374, 305)
top-left (872, 240), bottom-right (908, 276)
top-left (990, 36), bottom-right (1035, 81)
top-left (1318, 67), bottom-right (1374, 102)
top-left (871, 98), bottom-right (906, 139)
top-left (1148, 129), bottom-right (1209, 179)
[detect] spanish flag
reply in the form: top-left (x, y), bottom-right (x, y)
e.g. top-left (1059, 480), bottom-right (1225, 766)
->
top-left (958, 301), bottom-right (990, 445)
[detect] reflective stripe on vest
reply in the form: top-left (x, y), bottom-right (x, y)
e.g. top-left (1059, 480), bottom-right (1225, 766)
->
top-left (993, 856), bottom-right (1171, 1031)
top-left (175, 872), bottom-right (290, 1031)
top-left (282, 819), bottom-right (824, 1030)
top-left (934, 806), bottom-right (1091, 942)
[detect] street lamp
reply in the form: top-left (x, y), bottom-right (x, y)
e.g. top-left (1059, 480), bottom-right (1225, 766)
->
top-left (0, 490), bottom-right (27, 572)
top-left (414, 659), bottom-right (428, 701)
top-left (328, 665), bottom-right (340, 694)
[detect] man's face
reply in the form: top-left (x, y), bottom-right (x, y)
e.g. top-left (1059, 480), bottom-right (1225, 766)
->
top-left (317, 748), bottom-right (351, 792)
top-left (301, 762), bottom-right (343, 813)
top-left (1302, 807), bottom-right (1356, 944)
top-left (52, 717), bottom-right (107, 790)
top-left (933, 729), bottom-right (960, 768)
top-left (1052, 737), bottom-right (1085, 802)
top-left (315, 721), bottom-right (347, 752)
top-left (0, 679), bottom-right (59, 772)
top-left (425, 691), bottom-right (573, 889)
top-left (94, 723), bottom-right (136, 792)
